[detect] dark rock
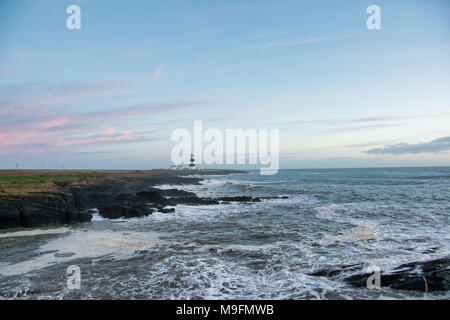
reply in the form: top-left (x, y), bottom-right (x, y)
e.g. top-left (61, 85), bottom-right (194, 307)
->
top-left (54, 252), bottom-right (76, 258)
top-left (347, 257), bottom-right (449, 292)
top-left (98, 201), bottom-right (153, 219)
top-left (0, 192), bottom-right (91, 229)
top-left (71, 186), bottom-right (117, 211)
top-left (115, 193), bottom-right (139, 201)
top-left (258, 195), bottom-right (289, 201)
top-left (157, 207), bottom-right (175, 213)
top-left (309, 263), bottom-right (362, 277)
top-left (136, 191), bottom-right (165, 204)
top-left (158, 189), bottom-right (196, 198)
top-left (0, 170), bottom-right (247, 229)
top-left (215, 195), bottom-right (289, 203)
top-left (161, 194), bottom-right (291, 206)
top-left (265, 195), bottom-right (290, 199)
top-left (310, 257), bottom-right (450, 292)
top-left (216, 196), bottom-right (257, 202)
top-left (165, 197), bottom-right (219, 206)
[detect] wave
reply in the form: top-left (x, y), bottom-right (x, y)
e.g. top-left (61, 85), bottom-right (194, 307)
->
top-left (0, 229), bottom-right (164, 277)
top-left (0, 227), bottom-right (70, 239)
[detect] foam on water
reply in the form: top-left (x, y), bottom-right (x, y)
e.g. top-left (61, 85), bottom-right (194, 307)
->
top-left (89, 209), bottom-right (105, 221)
top-left (1, 167), bottom-right (449, 299)
top-left (0, 227), bottom-right (70, 239)
top-left (0, 229), bottom-right (163, 277)
top-left (325, 221), bottom-right (381, 244)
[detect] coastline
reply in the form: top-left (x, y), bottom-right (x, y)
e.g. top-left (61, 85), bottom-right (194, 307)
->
top-left (0, 169), bottom-right (246, 230)
top-left (0, 167), bottom-right (448, 296)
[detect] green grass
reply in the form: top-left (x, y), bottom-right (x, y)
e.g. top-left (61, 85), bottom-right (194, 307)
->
top-left (0, 170), bottom-right (139, 196)
top-left (0, 169), bottom-right (241, 197)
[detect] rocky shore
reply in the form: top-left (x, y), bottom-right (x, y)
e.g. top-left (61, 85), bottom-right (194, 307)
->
top-left (1, 169), bottom-right (448, 295)
top-left (0, 169), bottom-right (245, 229)
top-left (310, 257), bottom-right (450, 292)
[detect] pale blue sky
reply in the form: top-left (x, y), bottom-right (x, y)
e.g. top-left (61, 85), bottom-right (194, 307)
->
top-left (0, 0), bottom-right (449, 169)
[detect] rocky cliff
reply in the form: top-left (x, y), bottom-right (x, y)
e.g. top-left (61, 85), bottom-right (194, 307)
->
top-left (0, 169), bottom-right (244, 229)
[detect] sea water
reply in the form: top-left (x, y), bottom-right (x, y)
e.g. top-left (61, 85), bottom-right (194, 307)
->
top-left (0, 167), bottom-right (449, 299)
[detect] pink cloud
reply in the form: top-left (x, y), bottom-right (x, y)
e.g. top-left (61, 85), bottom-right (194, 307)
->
top-left (117, 131), bottom-right (134, 141)
top-left (0, 133), bottom-right (8, 144)
top-left (42, 116), bottom-right (71, 129)
top-left (58, 135), bottom-right (109, 148)
top-left (0, 79), bottom-right (200, 154)
top-left (106, 126), bottom-right (117, 135)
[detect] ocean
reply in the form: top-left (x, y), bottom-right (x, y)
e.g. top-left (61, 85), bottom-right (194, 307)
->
top-left (0, 167), bottom-right (449, 299)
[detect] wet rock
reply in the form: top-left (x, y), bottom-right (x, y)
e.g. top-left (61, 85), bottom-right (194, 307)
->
top-left (158, 189), bottom-right (196, 197)
top-left (309, 264), bottom-right (362, 277)
top-left (115, 193), bottom-right (142, 202)
top-left (258, 195), bottom-right (290, 201)
top-left (344, 257), bottom-right (449, 292)
top-left (166, 197), bottom-right (219, 206)
top-left (216, 196), bottom-right (258, 202)
top-left (215, 195), bottom-right (289, 203)
top-left (136, 190), bottom-right (165, 204)
top-left (310, 257), bottom-right (449, 293)
top-left (0, 170), bottom-right (247, 229)
top-left (0, 192), bottom-right (91, 229)
top-left (98, 201), bottom-right (153, 219)
top-left (157, 207), bottom-right (176, 213)
top-left (71, 186), bottom-right (117, 211)
top-left (54, 252), bottom-right (76, 258)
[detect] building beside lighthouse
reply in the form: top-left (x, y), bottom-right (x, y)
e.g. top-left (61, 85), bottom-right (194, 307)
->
top-left (189, 153), bottom-right (197, 170)
top-left (170, 154), bottom-right (198, 170)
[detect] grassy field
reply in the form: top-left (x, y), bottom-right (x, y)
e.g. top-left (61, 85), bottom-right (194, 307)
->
top-left (0, 169), bottom-right (241, 196)
top-left (0, 170), bottom-right (165, 196)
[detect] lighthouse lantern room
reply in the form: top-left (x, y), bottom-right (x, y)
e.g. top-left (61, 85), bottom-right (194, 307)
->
top-left (189, 153), bottom-right (197, 170)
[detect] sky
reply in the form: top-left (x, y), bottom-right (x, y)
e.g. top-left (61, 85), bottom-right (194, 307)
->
top-left (0, 0), bottom-right (449, 170)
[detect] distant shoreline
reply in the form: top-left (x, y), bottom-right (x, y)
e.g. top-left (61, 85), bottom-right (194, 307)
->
top-left (0, 169), bottom-right (246, 194)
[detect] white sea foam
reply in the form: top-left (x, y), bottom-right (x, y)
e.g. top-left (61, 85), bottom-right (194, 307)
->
top-left (315, 203), bottom-right (347, 222)
top-left (154, 184), bottom-right (186, 190)
top-left (147, 203), bottom-right (238, 223)
top-left (89, 208), bottom-right (105, 221)
top-left (1, 168), bottom-right (449, 300)
top-left (135, 250), bottom-right (354, 299)
top-left (0, 229), bottom-right (163, 276)
top-left (325, 221), bottom-right (381, 244)
top-left (0, 227), bottom-right (70, 239)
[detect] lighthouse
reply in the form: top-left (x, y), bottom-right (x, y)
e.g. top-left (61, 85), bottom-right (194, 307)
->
top-left (189, 153), bottom-right (197, 170)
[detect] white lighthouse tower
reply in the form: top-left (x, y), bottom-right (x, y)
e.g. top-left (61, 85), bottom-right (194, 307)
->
top-left (189, 153), bottom-right (197, 170)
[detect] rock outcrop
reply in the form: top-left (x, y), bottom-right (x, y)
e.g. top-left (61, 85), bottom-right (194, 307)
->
top-left (0, 170), bottom-right (289, 228)
top-left (0, 192), bottom-right (92, 229)
top-left (309, 257), bottom-right (450, 293)
top-left (98, 201), bottom-right (153, 219)
top-left (136, 190), bottom-right (165, 204)
top-left (344, 257), bottom-right (450, 292)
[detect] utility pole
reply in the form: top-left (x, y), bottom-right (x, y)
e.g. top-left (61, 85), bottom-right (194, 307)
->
top-left (16, 160), bottom-right (19, 170)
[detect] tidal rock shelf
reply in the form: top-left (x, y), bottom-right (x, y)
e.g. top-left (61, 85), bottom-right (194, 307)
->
top-left (310, 257), bottom-right (450, 293)
top-left (0, 169), bottom-right (245, 229)
top-left (96, 190), bottom-right (289, 219)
